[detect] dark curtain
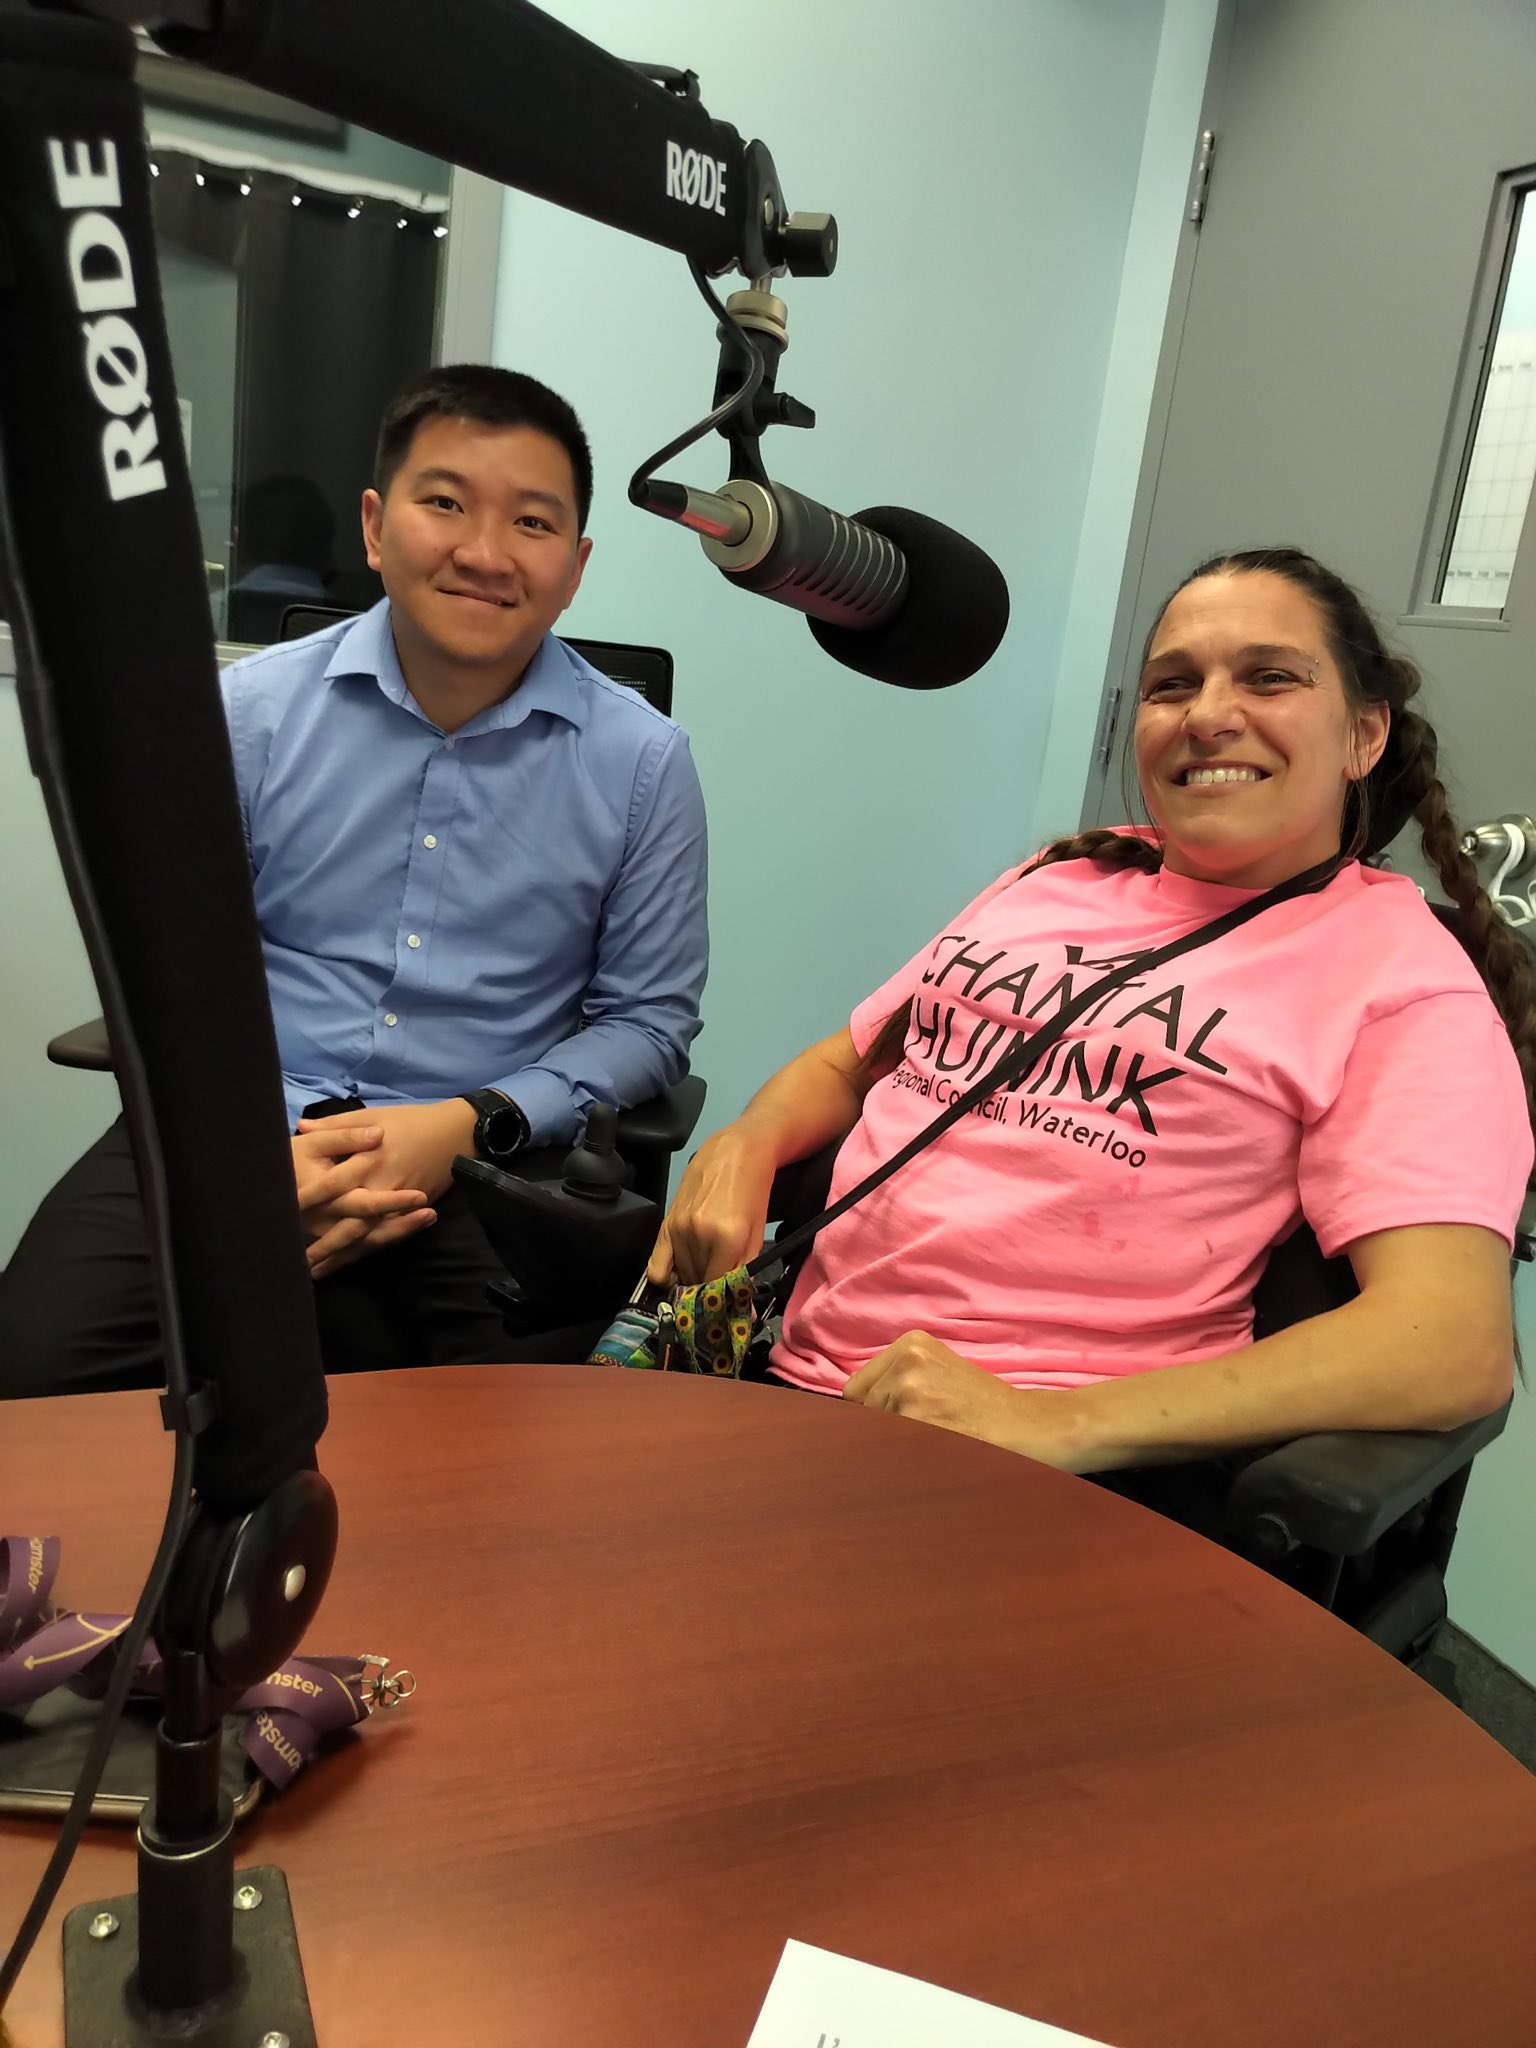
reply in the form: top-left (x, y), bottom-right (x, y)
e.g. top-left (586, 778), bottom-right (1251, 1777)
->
top-left (152, 152), bottom-right (440, 632)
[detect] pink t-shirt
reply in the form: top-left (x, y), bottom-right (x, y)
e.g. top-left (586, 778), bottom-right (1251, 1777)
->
top-left (772, 856), bottom-right (1532, 1394)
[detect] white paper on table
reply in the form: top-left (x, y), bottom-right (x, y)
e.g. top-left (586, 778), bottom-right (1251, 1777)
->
top-left (744, 1939), bottom-right (1119, 2047)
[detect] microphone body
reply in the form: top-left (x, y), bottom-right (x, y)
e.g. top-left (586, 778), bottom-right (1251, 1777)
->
top-left (698, 478), bottom-right (909, 630)
top-left (640, 478), bottom-right (1010, 689)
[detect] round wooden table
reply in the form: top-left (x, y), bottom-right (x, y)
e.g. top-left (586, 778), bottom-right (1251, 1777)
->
top-left (3, 1366), bottom-right (1534, 2046)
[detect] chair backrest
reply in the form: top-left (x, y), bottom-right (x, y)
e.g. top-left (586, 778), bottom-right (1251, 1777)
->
top-left (278, 602), bottom-right (357, 642)
top-left (563, 638), bottom-right (673, 717)
top-left (274, 606), bottom-right (674, 716)
top-left (1250, 1224), bottom-right (1357, 1337)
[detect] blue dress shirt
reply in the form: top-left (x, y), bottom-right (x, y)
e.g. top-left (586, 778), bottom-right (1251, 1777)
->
top-left (220, 600), bottom-right (709, 1145)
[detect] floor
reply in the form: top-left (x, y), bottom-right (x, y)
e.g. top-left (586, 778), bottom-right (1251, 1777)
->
top-left (1427, 1622), bottom-right (1536, 1771)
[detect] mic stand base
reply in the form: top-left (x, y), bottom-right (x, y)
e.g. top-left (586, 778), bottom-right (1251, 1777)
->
top-left (62, 1865), bottom-right (314, 2048)
top-left (58, 1471), bottom-right (337, 2047)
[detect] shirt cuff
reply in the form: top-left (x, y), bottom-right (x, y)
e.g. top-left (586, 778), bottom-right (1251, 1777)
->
top-left (487, 1066), bottom-right (579, 1151)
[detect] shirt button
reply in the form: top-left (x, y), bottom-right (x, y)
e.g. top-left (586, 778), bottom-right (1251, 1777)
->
top-left (384, 1012), bottom-right (398, 1027)
top-left (444, 739), bottom-right (456, 751)
top-left (423, 834), bottom-right (437, 849)
top-left (407, 934), bottom-right (422, 949)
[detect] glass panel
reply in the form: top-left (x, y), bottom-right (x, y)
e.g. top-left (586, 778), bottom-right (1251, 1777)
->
top-left (0, 60), bottom-right (451, 640)
top-left (158, 237), bottom-right (240, 636)
top-left (1438, 188), bottom-right (1536, 612)
top-left (145, 90), bottom-right (450, 643)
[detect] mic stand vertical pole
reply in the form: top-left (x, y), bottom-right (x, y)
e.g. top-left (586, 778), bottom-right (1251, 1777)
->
top-left (132, 1644), bottom-right (240, 2015)
top-left (61, 1471), bottom-right (336, 2047)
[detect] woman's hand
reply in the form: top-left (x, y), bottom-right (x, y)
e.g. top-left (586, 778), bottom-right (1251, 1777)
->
top-left (648, 1026), bottom-right (871, 1287)
top-left (843, 1332), bottom-right (1097, 1471)
top-left (648, 1122), bottom-right (779, 1285)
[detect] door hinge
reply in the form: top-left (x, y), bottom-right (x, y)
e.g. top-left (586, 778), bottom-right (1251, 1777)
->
top-left (1094, 684), bottom-right (1124, 769)
top-left (1187, 128), bottom-right (1216, 224)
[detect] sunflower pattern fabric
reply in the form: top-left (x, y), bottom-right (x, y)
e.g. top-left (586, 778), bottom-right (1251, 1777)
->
top-left (671, 1264), bottom-right (758, 1377)
top-left (587, 1264), bottom-right (759, 1375)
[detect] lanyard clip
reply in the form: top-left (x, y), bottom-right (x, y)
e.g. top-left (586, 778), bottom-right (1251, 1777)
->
top-left (358, 1654), bottom-right (417, 1711)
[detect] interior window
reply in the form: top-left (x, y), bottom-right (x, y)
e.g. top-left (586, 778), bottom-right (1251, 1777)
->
top-left (1434, 181), bottom-right (1536, 614)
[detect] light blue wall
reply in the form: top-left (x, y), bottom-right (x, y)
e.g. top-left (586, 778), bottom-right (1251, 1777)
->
top-left (0, 680), bottom-right (121, 1264)
top-left (494, 0), bottom-right (1176, 1140)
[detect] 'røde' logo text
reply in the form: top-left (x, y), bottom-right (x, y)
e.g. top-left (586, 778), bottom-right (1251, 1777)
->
top-left (665, 141), bottom-right (727, 217)
top-left (47, 138), bottom-right (166, 503)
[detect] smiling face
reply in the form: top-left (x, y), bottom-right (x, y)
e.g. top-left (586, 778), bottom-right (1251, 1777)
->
top-left (361, 412), bottom-right (591, 724)
top-left (1133, 569), bottom-right (1390, 890)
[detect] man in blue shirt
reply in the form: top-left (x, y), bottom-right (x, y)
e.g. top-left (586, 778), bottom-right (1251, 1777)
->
top-left (3, 365), bottom-right (709, 1389)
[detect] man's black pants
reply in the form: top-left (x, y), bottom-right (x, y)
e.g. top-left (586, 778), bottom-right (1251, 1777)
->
top-left (0, 1116), bottom-right (516, 1398)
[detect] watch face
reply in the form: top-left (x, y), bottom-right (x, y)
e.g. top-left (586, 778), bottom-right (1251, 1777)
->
top-left (482, 1108), bottom-right (518, 1156)
top-left (478, 1099), bottom-right (527, 1159)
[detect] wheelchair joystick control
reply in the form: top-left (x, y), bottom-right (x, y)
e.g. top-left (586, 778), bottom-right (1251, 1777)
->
top-left (561, 1103), bottom-right (629, 1203)
top-left (452, 1102), bottom-right (662, 1337)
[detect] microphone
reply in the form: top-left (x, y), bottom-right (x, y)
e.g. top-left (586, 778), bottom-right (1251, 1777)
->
top-left (635, 478), bottom-right (1010, 689)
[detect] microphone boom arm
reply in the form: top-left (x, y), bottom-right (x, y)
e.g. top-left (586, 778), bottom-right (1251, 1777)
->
top-left (49, 0), bottom-right (838, 282)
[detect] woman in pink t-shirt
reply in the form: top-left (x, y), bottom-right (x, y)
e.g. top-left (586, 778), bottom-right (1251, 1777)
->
top-left (653, 550), bottom-right (1536, 1472)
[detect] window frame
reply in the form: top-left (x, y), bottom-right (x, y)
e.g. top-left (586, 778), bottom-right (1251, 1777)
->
top-left (1410, 162), bottom-right (1536, 625)
top-left (433, 166), bottom-right (502, 367)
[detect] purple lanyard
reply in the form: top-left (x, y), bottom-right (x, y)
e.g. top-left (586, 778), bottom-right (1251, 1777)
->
top-left (0, 1534), bottom-right (410, 1792)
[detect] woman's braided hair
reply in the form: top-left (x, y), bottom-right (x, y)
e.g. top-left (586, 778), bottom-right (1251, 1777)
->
top-left (1031, 548), bottom-right (1536, 1170)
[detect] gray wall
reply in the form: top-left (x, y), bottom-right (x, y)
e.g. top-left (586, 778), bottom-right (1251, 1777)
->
top-left (1448, 1265), bottom-right (1536, 1683)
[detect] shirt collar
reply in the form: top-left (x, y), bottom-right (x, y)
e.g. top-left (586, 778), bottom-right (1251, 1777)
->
top-left (1152, 856), bottom-right (1358, 911)
top-left (323, 599), bottom-right (588, 735)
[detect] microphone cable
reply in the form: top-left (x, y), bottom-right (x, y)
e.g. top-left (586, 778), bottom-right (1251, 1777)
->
top-left (0, 435), bottom-right (201, 2020)
top-left (626, 257), bottom-right (766, 507)
top-left (0, 1445), bottom-right (195, 2011)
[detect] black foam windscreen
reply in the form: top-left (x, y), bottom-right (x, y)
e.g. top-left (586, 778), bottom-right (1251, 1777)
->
top-left (0, 11), bottom-right (327, 1511)
top-left (807, 506), bottom-right (1011, 689)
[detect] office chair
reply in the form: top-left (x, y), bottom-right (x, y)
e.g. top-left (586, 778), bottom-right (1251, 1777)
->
top-left (1145, 894), bottom-right (1527, 1674)
top-left (46, 609), bottom-right (703, 1238)
top-left (762, 1138), bottom-right (1528, 1689)
top-left (276, 602), bottom-right (676, 716)
top-left (44, 1013), bottom-right (702, 1217)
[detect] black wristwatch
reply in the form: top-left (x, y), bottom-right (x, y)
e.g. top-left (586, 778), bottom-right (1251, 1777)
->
top-left (461, 1088), bottom-right (531, 1165)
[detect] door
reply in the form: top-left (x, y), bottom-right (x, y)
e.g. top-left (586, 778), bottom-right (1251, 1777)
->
top-left (1089, 0), bottom-right (1536, 1676)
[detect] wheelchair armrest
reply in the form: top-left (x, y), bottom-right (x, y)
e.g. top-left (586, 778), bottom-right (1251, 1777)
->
top-left (1225, 1399), bottom-right (1511, 1560)
top-left (46, 1016), bottom-right (113, 1071)
top-left (42, 1019), bottom-right (704, 1153)
top-left (614, 1074), bottom-right (705, 1154)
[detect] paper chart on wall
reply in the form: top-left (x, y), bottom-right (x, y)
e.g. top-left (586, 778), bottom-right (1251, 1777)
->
top-left (745, 1940), bottom-right (1119, 2047)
